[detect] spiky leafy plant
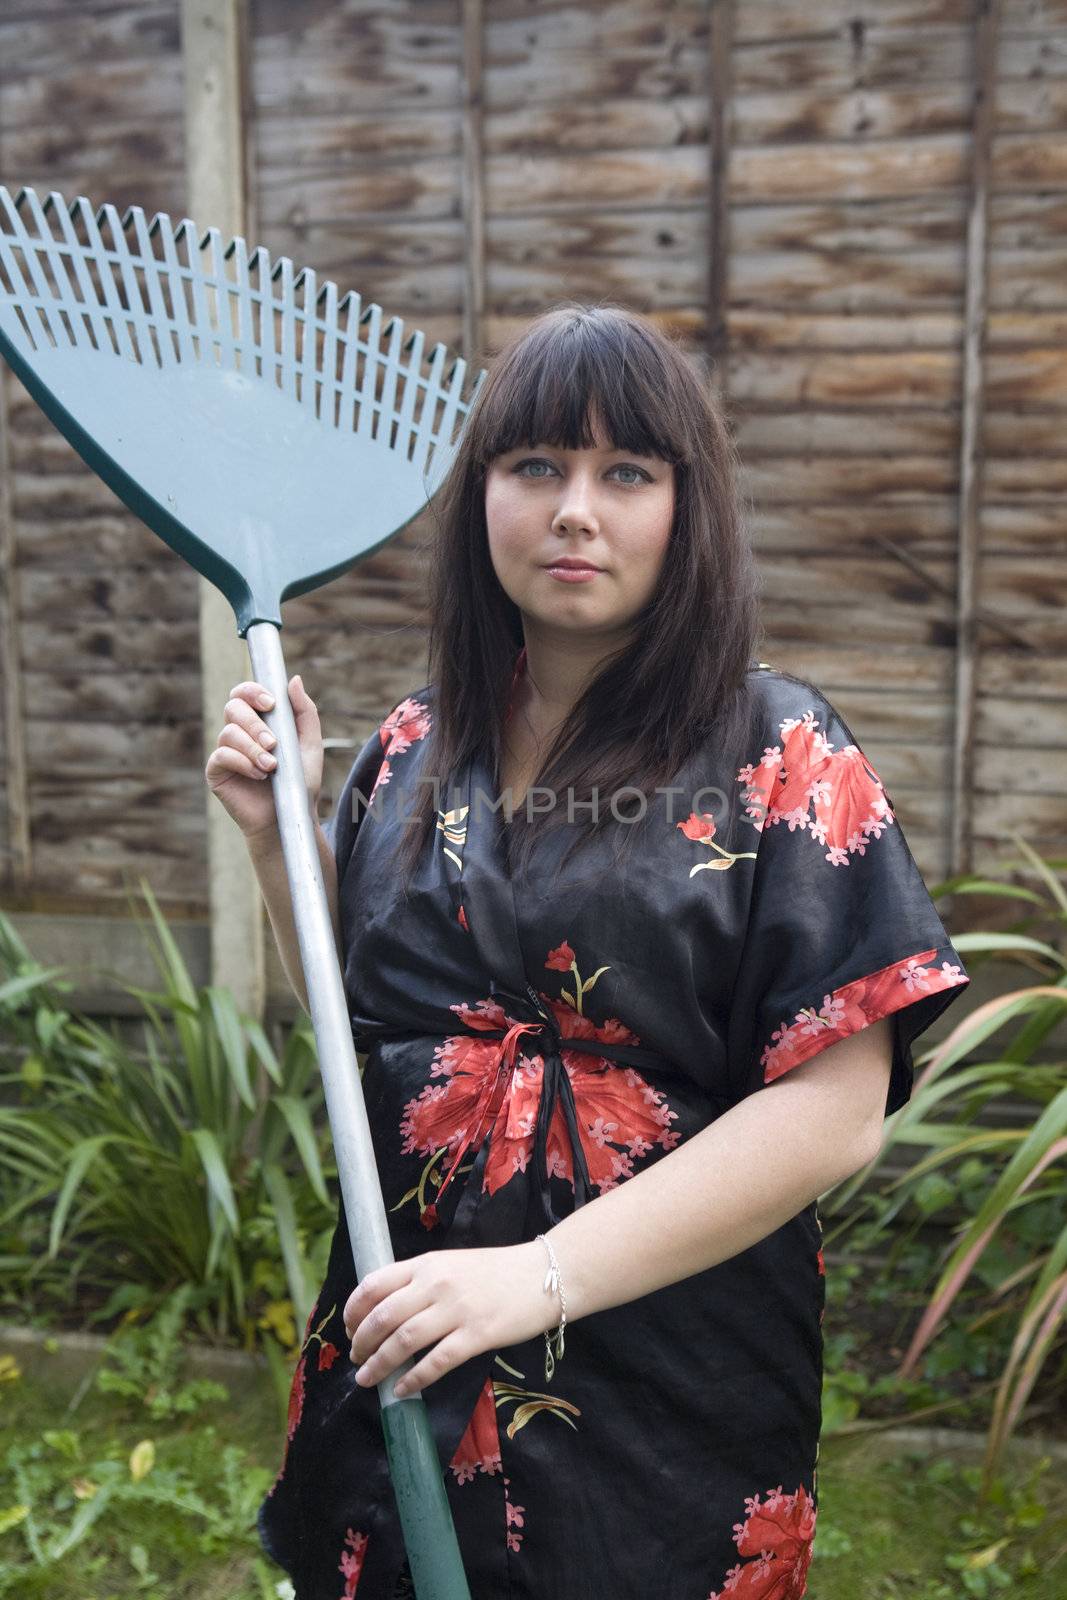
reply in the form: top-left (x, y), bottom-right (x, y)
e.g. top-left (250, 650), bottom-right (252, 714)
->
top-left (0, 880), bottom-right (337, 1349)
top-left (822, 832), bottom-right (1067, 1493)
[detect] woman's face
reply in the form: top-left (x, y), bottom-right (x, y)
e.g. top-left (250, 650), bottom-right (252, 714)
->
top-left (483, 411), bottom-right (676, 646)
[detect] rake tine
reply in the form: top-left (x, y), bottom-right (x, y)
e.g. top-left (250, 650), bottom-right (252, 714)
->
top-left (229, 234), bottom-right (257, 379)
top-left (41, 192), bottom-right (112, 357)
top-left (127, 206), bottom-right (179, 370)
top-left (153, 213), bottom-right (198, 365)
top-left (76, 195), bottom-right (138, 364)
top-left (356, 300), bottom-right (383, 440)
top-left (8, 188), bottom-right (75, 353)
top-left (206, 226), bottom-right (238, 372)
top-left (377, 313), bottom-right (406, 446)
top-left (320, 276), bottom-right (341, 430)
top-left (250, 243), bottom-right (277, 392)
top-left (395, 325), bottom-right (426, 462)
top-left (414, 340), bottom-right (449, 478)
top-left (0, 191), bottom-right (42, 355)
top-left (272, 254), bottom-right (297, 401)
top-left (102, 200), bottom-right (155, 370)
top-left (177, 217), bottom-right (213, 365)
top-left (436, 353), bottom-right (474, 460)
top-left (294, 264), bottom-right (318, 415)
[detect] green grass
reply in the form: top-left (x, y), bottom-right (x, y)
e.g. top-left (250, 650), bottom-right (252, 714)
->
top-left (0, 1338), bottom-right (287, 1600)
top-left (1, 1336), bottom-right (1065, 1598)
top-left (811, 1432), bottom-right (1067, 1597)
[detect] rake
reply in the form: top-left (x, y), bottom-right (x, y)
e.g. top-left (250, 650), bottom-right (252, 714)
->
top-left (0, 182), bottom-right (487, 1600)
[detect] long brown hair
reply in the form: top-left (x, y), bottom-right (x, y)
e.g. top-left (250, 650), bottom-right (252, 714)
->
top-left (394, 302), bottom-right (764, 887)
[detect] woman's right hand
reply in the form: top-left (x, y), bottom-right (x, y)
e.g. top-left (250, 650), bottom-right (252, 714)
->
top-left (205, 674), bottom-right (326, 844)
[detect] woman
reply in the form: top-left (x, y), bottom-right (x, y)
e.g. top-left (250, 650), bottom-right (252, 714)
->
top-left (207, 305), bottom-right (971, 1599)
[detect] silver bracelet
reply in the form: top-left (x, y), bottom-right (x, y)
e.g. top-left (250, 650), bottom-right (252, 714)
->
top-left (536, 1232), bottom-right (566, 1383)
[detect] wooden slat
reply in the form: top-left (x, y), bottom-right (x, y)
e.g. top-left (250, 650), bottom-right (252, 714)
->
top-left (731, 308), bottom-right (1067, 350)
top-left (0, 6), bottom-right (181, 77)
top-left (740, 405), bottom-right (1067, 460)
top-left (725, 249), bottom-right (965, 310)
top-left (773, 643), bottom-right (1066, 699)
top-left (747, 494), bottom-right (1065, 559)
top-left (757, 552), bottom-right (1067, 617)
top-left (253, 2), bottom-right (463, 115)
top-left (0, 368), bottom-right (30, 888)
top-left (706, 0), bottom-right (733, 384)
top-left (734, 354), bottom-right (1067, 408)
top-left (460, 0), bottom-right (486, 363)
top-left (950, 0), bottom-right (1000, 880)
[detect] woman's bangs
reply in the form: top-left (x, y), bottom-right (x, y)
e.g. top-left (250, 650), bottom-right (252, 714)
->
top-left (478, 323), bottom-right (684, 467)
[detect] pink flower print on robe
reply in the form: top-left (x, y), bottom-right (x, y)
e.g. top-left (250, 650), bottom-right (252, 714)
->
top-left (738, 708), bottom-right (894, 865)
top-left (707, 1482), bottom-right (817, 1599)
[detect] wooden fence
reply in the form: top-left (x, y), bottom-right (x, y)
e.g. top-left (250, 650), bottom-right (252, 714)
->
top-left (0, 0), bottom-right (1063, 948)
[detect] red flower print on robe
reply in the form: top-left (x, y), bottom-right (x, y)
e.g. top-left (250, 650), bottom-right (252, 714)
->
top-left (267, 1301), bottom-right (340, 1496)
top-left (738, 708), bottom-right (893, 866)
top-left (381, 696), bottom-right (432, 756)
top-left (449, 1376), bottom-right (503, 1484)
top-left (760, 948), bottom-right (967, 1084)
top-left (545, 940), bottom-right (575, 972)
top-left (707, 1482), bottom-right (816, 1599)
top-left (286, 1355), bottom-right (306, 1442)
top-left (367, 696), bottom-right (432, 809)
top-left (398, 993), bottom-right (680, 1214)
top-left (338, 1525), bottom-right (370, 1597)
top-left (282, 1299), bottom-right (320, 1455)
top-left (677, 811), bottom-right (758, 876)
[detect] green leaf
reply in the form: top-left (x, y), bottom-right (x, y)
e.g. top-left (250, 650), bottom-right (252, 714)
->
top-left (20, 1054), bottom-right (46, 1091)
top-left (937, 880), bottom-right (1045, 905)
top-left (0, 968), bottom-right (70, 1007)
top-left (1006, 827), bottom-right (1067, 916)
top-left (271, 1095), bottom-right (329, 1206)
top-left (188, 1129), bottom-right (239, 1233)
top-left (132, 878), bottom-right (198, 1009)
top-left (206, 988), bottom-right (256, 1112)
top-left (46, 1479), bottom-right (116, 1562)
top-left (245, 1018), bottom-right (284, 1087)
top-left (950, 932), bottom-right (1066, 966)
top-left (49, 1135), bottom-right (117, 1258)
top-left (262, 1163), bottom-right (313, 1329)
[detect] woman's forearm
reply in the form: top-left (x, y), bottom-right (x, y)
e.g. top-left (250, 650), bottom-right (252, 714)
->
top-left (544, 1020), bottom-right (892, 1324)
top-left (343, 1026), bottom-right (894, 1400)
top-left (246, 822), bottom-right (342, 1012)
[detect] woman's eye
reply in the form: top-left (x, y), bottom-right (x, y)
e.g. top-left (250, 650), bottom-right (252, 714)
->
top-left (513, 458), bottom-right (651, 484)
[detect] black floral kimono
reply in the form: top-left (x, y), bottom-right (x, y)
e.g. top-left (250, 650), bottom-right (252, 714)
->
top-left (256, 650), bottom-right (971, 1600)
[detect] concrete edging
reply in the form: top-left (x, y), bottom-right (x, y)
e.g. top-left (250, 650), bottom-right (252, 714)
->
top-left (4, 1322), bottom-right (1066, 1465)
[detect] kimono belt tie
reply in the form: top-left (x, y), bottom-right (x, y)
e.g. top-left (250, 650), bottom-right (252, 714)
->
top-left (419, 979), bottom-right (675, 1236)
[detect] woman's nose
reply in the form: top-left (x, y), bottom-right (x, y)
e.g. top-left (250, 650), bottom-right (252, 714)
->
top-left (552, 477), bottom-right (599, 531)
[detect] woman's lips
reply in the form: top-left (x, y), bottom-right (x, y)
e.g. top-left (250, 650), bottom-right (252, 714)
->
top-left (544, 564), bottom-right (601, 583)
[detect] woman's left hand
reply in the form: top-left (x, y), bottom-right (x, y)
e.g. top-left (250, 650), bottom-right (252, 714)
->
top-left (342, 1241), bottom-right (553, 1398)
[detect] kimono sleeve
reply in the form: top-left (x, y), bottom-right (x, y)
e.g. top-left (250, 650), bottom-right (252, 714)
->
top-left (320, 721), bottom-right (388, 884)
top-left (727, 681), bottom-right (971, 1118)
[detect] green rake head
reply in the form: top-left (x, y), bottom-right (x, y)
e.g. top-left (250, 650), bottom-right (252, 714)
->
top-left (0, 184), bottom-right (488, 633)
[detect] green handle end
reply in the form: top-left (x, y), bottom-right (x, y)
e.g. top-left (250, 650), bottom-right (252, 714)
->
top-left (381, 1398), bottom-right (472, 1600)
